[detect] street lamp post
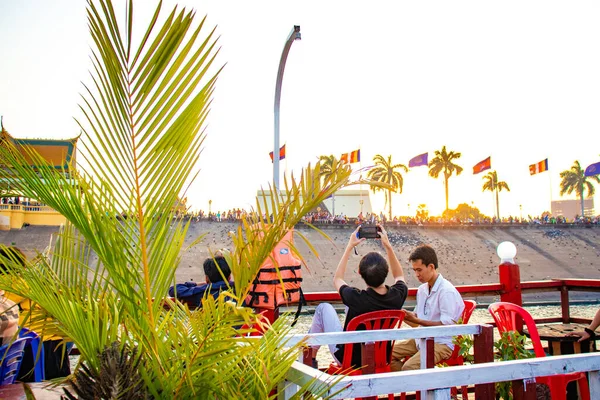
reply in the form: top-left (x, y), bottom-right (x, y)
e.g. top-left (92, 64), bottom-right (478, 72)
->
top-left (273, 25), bottom-right (301, 191)
top-left (520, 204), bottom-right (523, 221)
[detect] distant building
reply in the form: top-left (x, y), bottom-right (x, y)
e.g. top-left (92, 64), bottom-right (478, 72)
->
top-left (322, 189), bottom-right (372, 217)
top-left (255, 189), bottom-right (372, 218)
top-left (551, 198), bottom-right (595, 220)
top-left (0, 123), bottom-right (77, 229)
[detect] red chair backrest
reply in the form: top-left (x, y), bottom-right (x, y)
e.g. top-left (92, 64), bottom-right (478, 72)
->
top-left (446, 299), bottom-right (477, 360)
top-left (340, 309), bottom-right (406, 371)
top-left (488, 302), bottom-right (545, 358)
top-left (237, 310), bottom-right (271, 337)
top-left (461, 300), bottom-right (476, 324)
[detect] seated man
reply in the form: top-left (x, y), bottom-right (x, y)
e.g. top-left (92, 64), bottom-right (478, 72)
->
top-left (390, 244), bottom-right (464, 371)
top-left (0, 246), bottom-right (71, 380)
top-left (308, 225), bottom-right (407, 369)
top-left (0, 290), bottom-right (19, 345)
top-left (567, 307), bottom-right (599, 342)
top-left (169, 254), bottom-right (233, 308)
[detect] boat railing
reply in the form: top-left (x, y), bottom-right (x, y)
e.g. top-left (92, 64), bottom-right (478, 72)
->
top-left (279, 323), bottom-right (600, 400)
top-left (303, 277), bottom-right (600, 325)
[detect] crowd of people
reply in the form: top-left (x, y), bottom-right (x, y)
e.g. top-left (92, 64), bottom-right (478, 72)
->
top-left (180, 208), bottom-right (600, 227)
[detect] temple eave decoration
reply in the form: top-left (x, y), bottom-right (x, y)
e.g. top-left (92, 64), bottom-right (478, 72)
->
top-left (0, 120), bottom-right (78, 172)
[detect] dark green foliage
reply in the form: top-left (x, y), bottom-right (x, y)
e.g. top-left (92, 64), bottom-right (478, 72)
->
top-left (494, 331), bottom-right (534, 400)
top-left (63, 342), bottom-right (150, 400)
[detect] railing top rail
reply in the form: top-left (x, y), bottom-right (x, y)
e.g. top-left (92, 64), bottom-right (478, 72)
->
top-left (286, 353), bottom-right (600, 399)
top-left (561, 278), bottom-right (600, 288)
top-left (282, 324), bottom-right (485, 347)
top-left (303, 278), bottom-right (600, 303)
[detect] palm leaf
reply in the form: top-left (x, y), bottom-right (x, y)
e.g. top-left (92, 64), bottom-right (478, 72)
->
top-left (0, 1), bottom-right (358, 398)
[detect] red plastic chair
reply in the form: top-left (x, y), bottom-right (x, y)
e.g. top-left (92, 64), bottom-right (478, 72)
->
top-left (439, 300), bottom-right (477, 400)
top-left (488, 302), bottom-right (590, 400)
top-left (327, 309), bottom-right (406, 400)
top-left (237, 309), bottom-right (270, 337)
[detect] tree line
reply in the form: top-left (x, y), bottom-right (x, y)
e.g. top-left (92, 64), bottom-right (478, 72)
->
top-left (318, 148), bottom-right (600, 219)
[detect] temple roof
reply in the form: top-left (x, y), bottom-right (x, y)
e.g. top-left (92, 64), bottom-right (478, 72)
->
top-left (0, 122), bottom-right (78, 172)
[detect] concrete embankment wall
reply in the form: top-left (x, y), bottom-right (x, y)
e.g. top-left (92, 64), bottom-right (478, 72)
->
top-left (1, 223), bottom-right (598, 298)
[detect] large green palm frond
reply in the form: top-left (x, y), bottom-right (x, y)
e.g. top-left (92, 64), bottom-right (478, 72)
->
top-left (0, 1), bottom-right (351, 397)
top-left (78, 0), bottom-right (222, 309)
top-left (231, 161), bottom-right (353, 299)
top-left (0, 0), bottom-right (219, 378)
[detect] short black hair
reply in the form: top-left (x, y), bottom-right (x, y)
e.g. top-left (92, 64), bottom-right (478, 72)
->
top-left (0, 246), bottom-right (26, 274)
top-left (358, 252), bottom-right (389, 287)
top-left (409, 245), bottom-right (438, 269)
top-left (203, 256), bottom-right (231, 283)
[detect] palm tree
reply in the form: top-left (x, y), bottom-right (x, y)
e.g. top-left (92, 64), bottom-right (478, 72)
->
top-left (428, 146), bottom-right (463, 212)
top-left (0, 1), bottom-right (348, 397)
top-left (318, 155), bottom-right (336, 180)
top-left (367, 154), bottom-right (408, 220)
top-left (560, 160), bottom-right (600, 218)
top-left (318, 154), bottom-right (337, 216)
top-left (482, 171), bottom-right (510, 219)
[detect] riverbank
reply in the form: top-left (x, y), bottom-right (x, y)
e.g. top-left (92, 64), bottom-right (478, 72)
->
top-left (1, 222), bottom-right (598, 297)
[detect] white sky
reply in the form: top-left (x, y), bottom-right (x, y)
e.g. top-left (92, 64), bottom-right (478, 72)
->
top-left (1, 1), bottom-right (599, 218)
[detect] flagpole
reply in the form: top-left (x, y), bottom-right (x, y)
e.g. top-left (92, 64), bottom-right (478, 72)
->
top-left (284, 142), bottom-right (288, 188)
top-left (359, 146), bottom-right (362, 220)
top-left (548, 172), bottom-right (553, 214)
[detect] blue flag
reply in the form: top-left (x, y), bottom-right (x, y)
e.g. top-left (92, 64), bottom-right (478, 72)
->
top-left (409, 152), bottom-right (428, 168)
top-left (584, 161), bottom-right (600, 177)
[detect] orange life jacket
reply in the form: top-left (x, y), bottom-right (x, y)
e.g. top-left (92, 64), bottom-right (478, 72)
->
top-left (247, 229), bottom-right (304, 312)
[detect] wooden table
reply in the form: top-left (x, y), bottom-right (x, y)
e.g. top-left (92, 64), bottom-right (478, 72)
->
top-left (0, 382), bottom-right (67, 400)
top-left (525, 323), bottom-right (597, 356)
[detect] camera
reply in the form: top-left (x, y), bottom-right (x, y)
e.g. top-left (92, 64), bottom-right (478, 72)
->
top-left (357, 225), bottom-right (381, 239)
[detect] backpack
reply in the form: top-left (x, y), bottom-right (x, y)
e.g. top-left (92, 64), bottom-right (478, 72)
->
top-left (246, 229), bottom-right (305, 324)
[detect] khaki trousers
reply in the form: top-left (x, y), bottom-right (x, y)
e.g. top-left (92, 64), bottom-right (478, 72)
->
top-left (390, 339), bottom-right (452, 371)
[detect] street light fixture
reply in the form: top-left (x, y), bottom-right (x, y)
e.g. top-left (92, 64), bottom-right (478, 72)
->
top-left (520, 204), bottom-right (523, 221)
top-left (273, 25), bottom-right (301, 191)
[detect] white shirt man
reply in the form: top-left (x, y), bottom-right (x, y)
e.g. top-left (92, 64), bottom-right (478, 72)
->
top-left (390, 244), bottom-right (464, 371)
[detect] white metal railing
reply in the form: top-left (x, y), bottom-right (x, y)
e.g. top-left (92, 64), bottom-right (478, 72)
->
top-left (279, 324), bottom-right (600, 400)
top-left (0, 204), bottom-right (56, 212)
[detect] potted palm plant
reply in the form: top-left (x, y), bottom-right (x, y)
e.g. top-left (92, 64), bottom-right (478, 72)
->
top-left (0, 0), bottom-right (356, 397)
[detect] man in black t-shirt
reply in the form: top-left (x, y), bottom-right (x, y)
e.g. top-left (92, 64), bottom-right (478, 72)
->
top-left (307, 225), bottom-right (408, 369)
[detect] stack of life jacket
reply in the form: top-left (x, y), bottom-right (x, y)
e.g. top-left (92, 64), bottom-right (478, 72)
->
top-left (246, 229), bottom-right (304, 325)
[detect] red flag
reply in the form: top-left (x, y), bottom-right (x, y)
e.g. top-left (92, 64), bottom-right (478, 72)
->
top-left (269, 145), bottom-right (286, 162)
top-left (473, 156), bottom-right (491, 174)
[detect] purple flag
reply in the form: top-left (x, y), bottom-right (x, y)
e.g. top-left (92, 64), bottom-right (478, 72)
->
top-left (409, 152), bottom-right (428, 168)
top-left (584, 161), bottom-right (600, 177)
